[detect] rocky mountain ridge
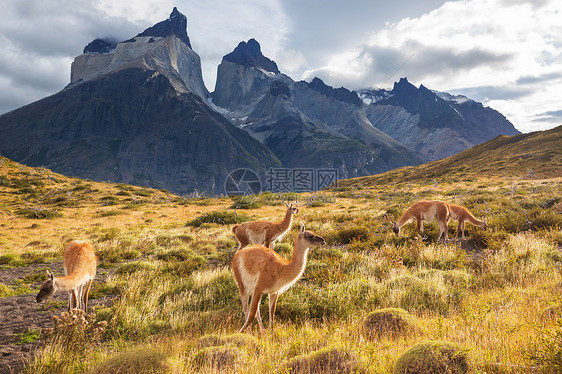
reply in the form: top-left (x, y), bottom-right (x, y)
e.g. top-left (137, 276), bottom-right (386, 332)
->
top-left (0, 8), bottom-right (522, 193)
top-left (359, 78), bottom-right (520, 160)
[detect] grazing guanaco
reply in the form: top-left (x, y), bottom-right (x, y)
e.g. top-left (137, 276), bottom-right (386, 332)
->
top-left (447, 203), bottom-right (487, 240)
top-left (232, 202), bottom-right (299, 250)
top-left (232, 223), bottom-right (325, 332)
top-left (36, 240), bottom-right (97, 312)
top-left (392, 200), bottom-right (450, 242)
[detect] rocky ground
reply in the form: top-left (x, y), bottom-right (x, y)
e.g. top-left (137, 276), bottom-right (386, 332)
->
top-left (0, 263), bottom-right (111, 373)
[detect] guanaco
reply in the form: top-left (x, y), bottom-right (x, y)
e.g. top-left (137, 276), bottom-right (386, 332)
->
top-left (447, 203), bottom-right (487, 240)
top-left (36, 240), bottom-right (97, 312)
top-left (232, 223), bottom-right (325, 332)
top-left (392, 200), bottom-right (450, 242)
top-left (232, 202), bottom-right (299, 250)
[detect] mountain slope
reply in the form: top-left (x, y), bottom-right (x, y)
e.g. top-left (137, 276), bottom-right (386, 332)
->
top-left (361, 78), bottom-right (520, 161)
top-left (0, 9), bottom-right (282, 194)
top-left (212, 40), bottom-right (423, 179)
top-left (336, 125), bottom-right (562, 188)
top-left (0, 67), bottom-right (279, 195)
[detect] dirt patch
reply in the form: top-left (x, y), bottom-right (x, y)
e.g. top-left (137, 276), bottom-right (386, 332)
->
top-left (0, 263), bottom-right (113, 373)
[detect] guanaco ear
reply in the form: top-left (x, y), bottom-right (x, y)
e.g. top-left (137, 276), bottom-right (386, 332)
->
top-left (300, 222), bottom-right (306, 233)
top-left (285, 202), bottom-right (289, 207)
top-left (47, 269), bottom-right (54, 282)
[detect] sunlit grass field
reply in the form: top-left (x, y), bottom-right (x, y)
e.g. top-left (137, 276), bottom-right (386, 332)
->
top-left (1, 155), bottom-right (561, 373)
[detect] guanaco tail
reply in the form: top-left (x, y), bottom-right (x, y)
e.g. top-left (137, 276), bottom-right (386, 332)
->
top-left (36, 240), bottom-right (97, 312)
top-left (447, 203), bottom-right (487, 240)
top-left (392, 200), bottom-right (450, 242)
top-left (232, 223), bottom-right (325, 332)
top-left (232, 202), bottom-right (299, 250)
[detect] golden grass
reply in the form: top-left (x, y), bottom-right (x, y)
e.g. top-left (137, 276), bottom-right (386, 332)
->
top-left (2, 155), bottom-right (562, 373)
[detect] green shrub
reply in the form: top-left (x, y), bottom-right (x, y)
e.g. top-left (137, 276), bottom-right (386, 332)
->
top-left (197, 333), bottom-right (258, 349)
top-left (161, 254), bottom-right (206, 277)
top-left (230, 196), bottom-right (262, 209)
top-left (92, 347), bottom-right (169, 374)
top-left (157, 248), bottom-right (198, 262)
top-left (16, 329), bottom-right (41, 345)
top-left (0, 283), bottom-right (15, 297)
top-left (16, 207), bottom-right (62, 219)
top-left (363, 308), bottom-right (418, 340)
top-left (394, 341), bottom-right (470, 374)
top-left (114, 261), bottom-right (157, 275)
top-left (194, 346), bottom-right (245, 371)
top-left (187, 210), bottom-right (251, 227)
top-left (285, 346), bottom-right (361, 374)
top-left (134, 189), bottom-right (153, 197)
top-left (527, 319), bottom-right (562, 372)
top-left (332, 226), bottom-right (371, 245)
top-left (0, 253), bottom-right (25, 267)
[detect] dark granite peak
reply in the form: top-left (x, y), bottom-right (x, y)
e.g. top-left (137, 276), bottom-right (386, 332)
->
top-left (83, 38), bottom-right (118, 54)
top-left (269, 81), bottom-right (290, 97)
top-left (223, 39), bottom-right (280, 74)
top-left (392, 77), bottom-right (418, 96)
top-left (308, 77), bottom-right (361, 106)
top-left (135, 7), bottom-right (192, 48)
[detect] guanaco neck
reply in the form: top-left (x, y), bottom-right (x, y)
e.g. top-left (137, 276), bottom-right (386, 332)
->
top-left (396, 210), bottom-right (413, 227)
top-left (278, 208), bottom-right (294, 231)
top-left (466, 212), bottom-right (485, 227)
top-left (280, 236), bottom-right (310, 281)
top-left (54, 273), bottom-right (88, 291)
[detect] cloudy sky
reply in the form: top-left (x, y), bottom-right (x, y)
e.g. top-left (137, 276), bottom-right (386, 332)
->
top-left (1, 0), bottom-right (561, 133)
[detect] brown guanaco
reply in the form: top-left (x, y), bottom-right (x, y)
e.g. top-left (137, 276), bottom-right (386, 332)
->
top-left (232, 203), bottom-right (299, 250)
top-left (392, 200), bottom-right (450, 242)
top-left (448, 203), bottom-right (487, 240)
top-left (36, 240), bottom-right (97, 312)
top-left (232, 223), bottom-right (325, 332)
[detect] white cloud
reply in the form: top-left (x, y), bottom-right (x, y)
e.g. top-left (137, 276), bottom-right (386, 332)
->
top-left (303, 0), bottom-right (562, 131)
top-left (0, 0), bottom-right (560, 132)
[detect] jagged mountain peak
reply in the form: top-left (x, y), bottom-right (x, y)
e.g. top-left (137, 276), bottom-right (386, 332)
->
top-left (308, 77), bottom-right (361, 106)
top-left (223, 38), bottom-right (280, 74)
top-left (392, 77), bottom-right (418, 96)
top-left (135, 7), bottom-right (192, 49)
top-left (83, 38), bottom-right (118, 54)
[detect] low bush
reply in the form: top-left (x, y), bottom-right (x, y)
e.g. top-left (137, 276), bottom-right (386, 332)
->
top-left (331, 225), bottom-right (371, 245)
top-left (285, 346), bottom-right (361, 374)
top-left (394, 341), bottom-right (470, 374)
top-left (92, 347), bottom-right (169, 374)
top-left (194, 346), bottom-right (245, 371)
top-left (363, 308), bottom-right (418, 340)
top-left (187, 210), bottom-right (251, 227)
top-left (16, 207), bottom-right (62, 219)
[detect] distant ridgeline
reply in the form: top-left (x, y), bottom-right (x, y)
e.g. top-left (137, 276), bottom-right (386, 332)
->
top-left (0, 8), bottom-right (520, 195)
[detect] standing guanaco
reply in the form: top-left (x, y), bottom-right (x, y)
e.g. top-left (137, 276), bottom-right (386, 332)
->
top-left (36, 240), bottom-right (97, 312)
top-left (232, 223), bottom-right (325, 332)
top-left (392, 200), bottom-right (450, 242)
top-left (232, 203), bottom-right (299, 250)
top-left (448, 203), bottom-right (487, 240)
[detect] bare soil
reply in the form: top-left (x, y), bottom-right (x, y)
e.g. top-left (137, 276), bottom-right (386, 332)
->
top-left (0, 262), bottom-right (112, 373)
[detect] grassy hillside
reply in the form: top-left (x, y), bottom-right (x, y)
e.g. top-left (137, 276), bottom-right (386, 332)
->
top-left (338, 124), bottom-right (562, 188)
top-left (1, 141), bottom-right (561, 373)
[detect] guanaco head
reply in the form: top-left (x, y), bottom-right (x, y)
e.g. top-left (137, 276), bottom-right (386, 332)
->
top-left (36, 270), bottom-right (56, 303)
top-left (385, 214), bottom-right (399, 235)
top-left (285, 202), bottom-right (299, 215)
top-left (297, 222), bottom-right (326, 247)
